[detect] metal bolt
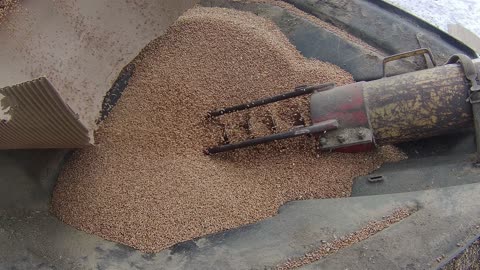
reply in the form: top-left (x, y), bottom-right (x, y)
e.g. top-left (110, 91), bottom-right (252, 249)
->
top-left (319, 137), bottom-right (327, 146)
top-left (337, 134), bottom-right (346, 143)
top-left (357, 130), bottom-right (366, 139)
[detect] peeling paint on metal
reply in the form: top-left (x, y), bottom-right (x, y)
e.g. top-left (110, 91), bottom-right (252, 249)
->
top-left (364, 62), bottom-right (474, 144)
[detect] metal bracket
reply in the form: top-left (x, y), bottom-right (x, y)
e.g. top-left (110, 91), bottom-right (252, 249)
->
top-left (446, 54), bottom-right (480, 164)
top-left (318, 127), bottom-right (374, 150)
top-left (446, 54), bottom-right (480, 102)
top-left (382, 48), bottom-right (437, 78)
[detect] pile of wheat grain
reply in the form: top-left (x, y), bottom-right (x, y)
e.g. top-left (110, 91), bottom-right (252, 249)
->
top-left (51, 7), bottom-right (405, 252)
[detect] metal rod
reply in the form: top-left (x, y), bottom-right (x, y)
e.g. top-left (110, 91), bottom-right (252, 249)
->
top-left (204, 119), bottom-right (339, 155)
top-left (208, 82), bottom-right (335, 117)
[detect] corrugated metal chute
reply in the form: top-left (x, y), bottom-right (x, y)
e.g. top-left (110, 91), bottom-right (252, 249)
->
top-left (0, 77), bottom-right (92, 149)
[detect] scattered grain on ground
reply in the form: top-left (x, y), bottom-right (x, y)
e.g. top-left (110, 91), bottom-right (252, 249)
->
top-left (51, 7), bottom-right (406, 253)
top-left (277, 208), bottom-right (413, 270)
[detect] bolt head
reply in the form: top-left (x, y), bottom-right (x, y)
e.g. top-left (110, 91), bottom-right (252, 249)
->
top-left (319, 137), bottom-right (327, 146)
top-left (337, 134), bottom-right (346, 143)
top-left (357, 130), bottom-right (366, 139)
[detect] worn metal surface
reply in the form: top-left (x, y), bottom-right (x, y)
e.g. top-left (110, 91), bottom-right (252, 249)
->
top-left (0, 77), bottom-right (91, 149)
top-left (352, 153), bottom-right (480, 196)
top-left (285, 0), bottom-right (477, 64)
top-left (318, 127), bottom-right (374, 150)
top-left (200, 0), bottom-right (415, 81)
top-left (2, 148), bottom-right (480, 270)
top-left (311, 58), bottom-right (477, 149)
top-left (364, 60), bottom-right (476, 144)
top-left (311, 82), bottom-right (369, 127)
top-left (438, 234), bottom-right (480, 270)
top-left (299, 184), bottom-right (480, 270)
top-left (310, 82), bottom-right (375, 151)
top-left (202, 0), bottom-right (476, 81)
top-left (0, 0), bottom-right (198, 132)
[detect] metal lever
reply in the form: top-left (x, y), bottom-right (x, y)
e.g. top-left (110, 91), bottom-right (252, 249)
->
top-left (208, 83), bottom-right (335, 117)
top-left (204, 119), bottom-right (339, 155)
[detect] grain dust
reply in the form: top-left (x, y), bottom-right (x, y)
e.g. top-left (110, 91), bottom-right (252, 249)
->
top-left (51, 7), bottom-right (406, 252)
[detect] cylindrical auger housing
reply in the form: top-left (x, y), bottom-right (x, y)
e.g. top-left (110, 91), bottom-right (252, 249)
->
top-left (311, 59), bottom-right (477, 151)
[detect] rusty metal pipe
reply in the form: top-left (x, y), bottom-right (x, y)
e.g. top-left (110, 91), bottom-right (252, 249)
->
top-left (311, 59), bottom-right (479, 151)
top-left (364, 60), bottom-right (474, 144)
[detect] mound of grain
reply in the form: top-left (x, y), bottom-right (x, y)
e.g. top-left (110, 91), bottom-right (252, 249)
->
top-left (51, 7), bottom-right (405, 252)
top-left (0, 0), bottom-right (18, 22)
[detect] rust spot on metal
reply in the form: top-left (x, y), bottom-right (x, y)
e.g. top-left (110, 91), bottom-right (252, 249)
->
top-left (364, 63), bottom-right (472, 144)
